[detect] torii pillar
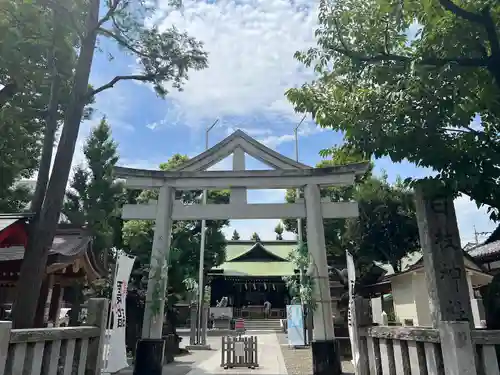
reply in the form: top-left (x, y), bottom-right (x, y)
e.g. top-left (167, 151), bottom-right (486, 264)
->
top-left (142, 185), bottom-right (174, 339)
top-left (305, 184), bottom-right (341, 375)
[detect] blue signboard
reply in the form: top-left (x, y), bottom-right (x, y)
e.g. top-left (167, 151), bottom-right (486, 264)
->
top-left (286, 304), bottom-right (305, 346)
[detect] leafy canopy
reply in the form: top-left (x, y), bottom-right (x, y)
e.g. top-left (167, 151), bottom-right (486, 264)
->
top-left (283, 146), bottom-right (419, 272)
top-left (287, 0), bottom-right (500, 220)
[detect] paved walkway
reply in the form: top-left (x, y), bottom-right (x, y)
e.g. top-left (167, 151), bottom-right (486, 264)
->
top-left (187, 332), bottom-right (287, 375)
top-left (117, 332), bottom-right (288, 375)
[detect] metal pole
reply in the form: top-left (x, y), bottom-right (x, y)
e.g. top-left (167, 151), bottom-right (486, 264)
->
top-left (197, 119), bottom-right (218, 344)
top-left (294, 114), bottom-right (307, 345)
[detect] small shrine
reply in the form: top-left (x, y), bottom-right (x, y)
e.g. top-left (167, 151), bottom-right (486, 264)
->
top-left (0, 213), bottom-right (106, 326)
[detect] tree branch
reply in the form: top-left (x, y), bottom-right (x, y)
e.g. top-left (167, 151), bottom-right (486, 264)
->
top-left (98, 28), bottom-right (150, 58)
top-left (96, 0), bottom-right (122, 29)
top-left (438, 0), bottom-right (485, 24)
top-left (88, 74), bottom-right (155, 97)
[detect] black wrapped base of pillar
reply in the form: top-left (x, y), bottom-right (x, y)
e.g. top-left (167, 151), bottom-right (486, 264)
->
top-left (311, 339), bottom-right (342, 375)
top-left (134, 339), bottom-right (165, 375)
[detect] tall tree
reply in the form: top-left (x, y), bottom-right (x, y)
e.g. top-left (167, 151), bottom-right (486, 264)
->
top-left (345, 175), bottom-right (420, 273)
top-left (231, 230), bottom-right (240, 241)
top-left (274, 223), bottom-right (284, 240)
top-left (63, 118), bottom-right (125, 261)
top-left (62, 118), bottom-right (124, 324)
top-left (13, 0), bottom-right (208, 328)
top-left (0, 0), bottom-right (76, 210)
top-left (250, 232), bottom-right (261, 242)
top-left (287, 0), bottom-right (500, 220)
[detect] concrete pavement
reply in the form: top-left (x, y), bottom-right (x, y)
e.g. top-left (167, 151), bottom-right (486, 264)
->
top-left (116, 332), bottom-right (288, 375)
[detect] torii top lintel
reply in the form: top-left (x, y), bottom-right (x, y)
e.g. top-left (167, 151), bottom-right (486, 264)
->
top-left (173, 129), bottom-right (310, 171)
top-left (114, 130), bottom-right (369, 190)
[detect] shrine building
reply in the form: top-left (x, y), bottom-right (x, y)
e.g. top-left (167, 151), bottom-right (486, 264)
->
top-left (208, 240), bottom-right (297, 319)
top-left (0, 213), bottom-right (106, 326)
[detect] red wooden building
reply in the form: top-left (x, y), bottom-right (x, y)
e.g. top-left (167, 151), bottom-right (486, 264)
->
top-left (0, 213), bottom-right (105, 326)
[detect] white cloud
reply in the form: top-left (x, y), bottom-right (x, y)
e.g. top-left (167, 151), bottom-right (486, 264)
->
top-left (151, 0), bottom-right (318, 128)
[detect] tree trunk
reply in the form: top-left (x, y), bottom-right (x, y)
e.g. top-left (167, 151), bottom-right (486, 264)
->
top-left (11, 0), bottom-right (101, 329)
top-left (30, 9), bottom-right (62, 214)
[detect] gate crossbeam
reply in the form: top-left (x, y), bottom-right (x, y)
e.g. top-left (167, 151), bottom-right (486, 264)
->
top-left (115, 163), bottom-right (367, 190)
top-left (121, 201), bottom-right (359, 220)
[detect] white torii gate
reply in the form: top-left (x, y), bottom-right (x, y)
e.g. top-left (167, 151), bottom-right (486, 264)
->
top-left (116, 130), bottom-right (368, 372)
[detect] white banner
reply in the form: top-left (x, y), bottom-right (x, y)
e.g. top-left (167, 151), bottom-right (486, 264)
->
top-left (104, 253), bottom-right (135, 374)
top-left (346, 250), bottom-right (359, 371)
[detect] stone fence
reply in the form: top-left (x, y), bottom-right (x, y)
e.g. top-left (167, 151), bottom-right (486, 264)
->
top-left (353, 298), bottom-right (500, 375)
top-left (0, 298), bottom-right (108, 375)
top-left (358, 325), bottom-right (500, 375)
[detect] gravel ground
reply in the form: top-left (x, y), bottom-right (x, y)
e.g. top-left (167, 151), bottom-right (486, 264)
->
top-left (277, 333), bottom-right (354, 375)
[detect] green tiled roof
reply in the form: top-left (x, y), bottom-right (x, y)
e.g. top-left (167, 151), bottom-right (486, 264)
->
top-left (213, 261), bottom-right (296, 277)
top-left (226, 241), bottom-right (296, 261)
top-left (210, 240), bottom-right (298, 277)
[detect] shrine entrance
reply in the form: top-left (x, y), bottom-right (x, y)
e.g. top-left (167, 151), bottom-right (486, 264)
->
top-left (116, 130), bottom-right (367, 375)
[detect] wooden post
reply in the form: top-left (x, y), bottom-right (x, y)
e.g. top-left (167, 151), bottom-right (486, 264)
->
top-left (414, 181), bottom-right (476, 374)
top-left (86, 298), bottom-right (109, 375)
top-left (48, 284), bottom-right (62, 325)
top-left (34, 279), bottom-right (50, 327)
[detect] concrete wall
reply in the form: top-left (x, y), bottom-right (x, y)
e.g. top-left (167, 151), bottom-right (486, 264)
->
top-left (391, 271), bottom-right (486, 328)
top-left (413, 272), bottom-right (432, 326)
top-left (391, 273), bottom-right (417, 325)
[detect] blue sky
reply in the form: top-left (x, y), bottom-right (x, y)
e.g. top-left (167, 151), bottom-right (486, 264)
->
top-left (71, 0), bottom-right (496, 245)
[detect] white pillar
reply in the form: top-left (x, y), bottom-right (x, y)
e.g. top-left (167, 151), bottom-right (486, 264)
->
top-left (142, 185), bottom-right (174, 339)
top-left (230, 147), bottom-right (246, 205)
top-left (304, 183), bottom-right (335, 341)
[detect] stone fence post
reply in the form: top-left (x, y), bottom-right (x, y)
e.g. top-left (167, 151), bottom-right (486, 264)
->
top-left (86, 298), bottom-right (109, 375)
top-left (353, 297), bottom-right (371, 375)
top-left (0, 321), bottom-right (12, 374)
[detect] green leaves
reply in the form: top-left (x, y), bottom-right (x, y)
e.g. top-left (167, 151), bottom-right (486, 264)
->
top-left (90, 0), bottom-right (208, 97)
top-left (289, 0), bottom-right (500, 220)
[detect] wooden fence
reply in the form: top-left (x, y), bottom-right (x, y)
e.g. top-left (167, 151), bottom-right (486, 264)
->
top-left (0, 298), bottom-right (108, 375)
top-left (352, 298), bottom-right (500, 375)
top-left (221, 335), bottom-right (258, 369)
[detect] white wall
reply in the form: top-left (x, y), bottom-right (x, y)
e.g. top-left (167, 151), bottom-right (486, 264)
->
top-left (392, 270), bottom-right (485, 328)
top-left (412, 272), bottom-right (432, 326)
top-left (391, 273), bottom-right (418, 325)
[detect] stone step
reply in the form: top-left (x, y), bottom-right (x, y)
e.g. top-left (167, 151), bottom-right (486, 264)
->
top-left (243, 320), bottom-right (283, 330)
